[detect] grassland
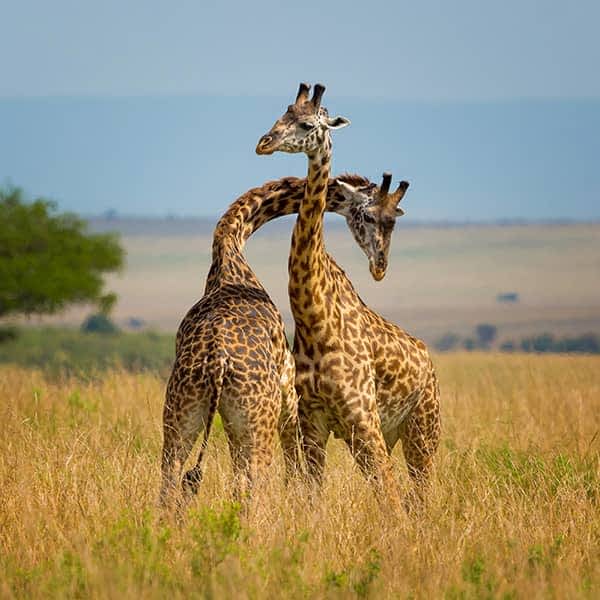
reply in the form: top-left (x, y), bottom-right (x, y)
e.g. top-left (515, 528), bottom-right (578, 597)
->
top-left (1, 353), bottom-right (599, 598)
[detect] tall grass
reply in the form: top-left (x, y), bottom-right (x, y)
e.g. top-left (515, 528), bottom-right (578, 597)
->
top-left (1, 353), bottom-right (599, 598)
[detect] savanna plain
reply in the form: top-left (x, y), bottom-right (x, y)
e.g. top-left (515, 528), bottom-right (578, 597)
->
top-left (2, 353), bottom-right (599, 599)
top-left (77, 220), bottom-right (600, 344)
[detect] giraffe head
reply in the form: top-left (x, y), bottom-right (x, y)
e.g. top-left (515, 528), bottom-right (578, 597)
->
top-left (336, 173), bottom-right (409, 281)
top-left (256, 83), bottom-right (350, 156)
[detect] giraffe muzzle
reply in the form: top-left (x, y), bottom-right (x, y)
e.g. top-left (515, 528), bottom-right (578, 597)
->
top-left (256, 134), bottom-right (276, 155)
top-left (369, 262), bottom-right (386, 281)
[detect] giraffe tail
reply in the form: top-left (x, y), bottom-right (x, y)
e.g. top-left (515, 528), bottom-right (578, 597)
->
top-left (182, 330), bottom-right (229, 497)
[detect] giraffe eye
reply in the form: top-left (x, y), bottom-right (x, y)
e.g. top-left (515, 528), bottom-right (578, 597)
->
top-left (299, 121), bottom-right (315, 131)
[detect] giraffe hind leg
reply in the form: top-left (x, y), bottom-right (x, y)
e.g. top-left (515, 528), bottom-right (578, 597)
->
top-left (159, 382), bottom-right (213, 515)
top-left (181, 463), bottom-right (203, 497)
top-left (223, 423), bottom-right (277, 512)
top-left (220, 373), bottom-right (280, 510)
top-left (159, 423), bottom-right (198, 514)
top-left (180, 355), bottom-right (227, 504)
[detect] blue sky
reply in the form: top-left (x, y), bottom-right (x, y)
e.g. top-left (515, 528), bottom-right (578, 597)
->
top-left (1, 1), bottom-right (599, 220)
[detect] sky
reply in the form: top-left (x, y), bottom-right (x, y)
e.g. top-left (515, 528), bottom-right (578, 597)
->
top-left (1, 0), bottom-right (599, 220)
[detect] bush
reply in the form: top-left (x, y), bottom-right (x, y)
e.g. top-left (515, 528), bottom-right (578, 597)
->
top-left (476, 324), bottom-right (497, 348)
top-left (557, 333), bottom-right (600, 353)
top-left (435, 332), bottom-right (461, 352)
top-left (0, 326), bottom-right (19, 343)
top-left (519, 332), bottom-right (600, 354)
top-left (521, 333), bottom-right (555, 352)
top-left (463, 338), bottom-right (476, 351)
top-left (496, 292), bottom-right (519, 303)
top-left (81, 314), bottom-right (119, 334)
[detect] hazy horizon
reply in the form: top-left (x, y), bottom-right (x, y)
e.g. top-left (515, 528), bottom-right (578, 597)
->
top-left (2, 96), bottom-right (599, 222)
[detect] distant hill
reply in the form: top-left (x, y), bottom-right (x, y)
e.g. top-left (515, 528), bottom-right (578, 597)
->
top-left (88, 216), bottom-right (217, 236)
top-left (87, 215), bottom-right (597, 237)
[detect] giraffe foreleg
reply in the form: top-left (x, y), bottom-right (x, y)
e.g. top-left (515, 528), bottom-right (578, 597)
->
top-left (279, 352), bottom-right (303, 483)
top-left (400, 374), bottom-right (441, 512)
top-left (298, 403), bottom-right (330, 492)
top-left (279, 393), bottom-right (303, 484)
top-left (343, 417), bottom-right (404, 516)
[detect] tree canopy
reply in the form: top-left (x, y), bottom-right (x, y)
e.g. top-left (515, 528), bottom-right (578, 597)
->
top-left (0, 185), bottom-right (124, 318)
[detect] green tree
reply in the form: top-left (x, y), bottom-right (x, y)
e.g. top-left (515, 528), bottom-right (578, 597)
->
top-left (0, 186), bottom-right (124, 318)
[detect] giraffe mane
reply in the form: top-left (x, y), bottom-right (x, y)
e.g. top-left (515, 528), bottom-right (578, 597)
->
top-left (333, 173), bottom-right (372, 188)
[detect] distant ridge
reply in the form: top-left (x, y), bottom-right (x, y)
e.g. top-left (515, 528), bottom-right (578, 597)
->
top-left (87, 216), bottom-right (216, 236)
top-left (87, 215), bottom-right (600, 236)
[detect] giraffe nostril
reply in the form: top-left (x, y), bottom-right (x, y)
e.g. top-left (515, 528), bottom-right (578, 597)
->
top-left (260, 135), bottom-right (272, 146)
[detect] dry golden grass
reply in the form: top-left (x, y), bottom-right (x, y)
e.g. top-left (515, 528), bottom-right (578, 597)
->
top-left (1, 353), bottom-right (599, 598)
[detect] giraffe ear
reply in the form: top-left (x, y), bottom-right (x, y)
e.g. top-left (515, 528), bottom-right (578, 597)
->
top-left (336, 180), bottom-right (360, 202)
top-left (336, 180), bottom-right (369, 217)
top-left (392, 181), bottom-right (409, 217)
top-left (326, 116), bottom-right (350, 130)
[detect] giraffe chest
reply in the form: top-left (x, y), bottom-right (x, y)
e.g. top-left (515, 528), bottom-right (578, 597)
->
top-left (294, 344), bottom-right (375, 402)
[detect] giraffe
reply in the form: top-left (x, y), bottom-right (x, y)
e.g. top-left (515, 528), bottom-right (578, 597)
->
top-left (256, 83), bottom-right (441, 512)
top-left (159, 171), bottom-right (404, 513)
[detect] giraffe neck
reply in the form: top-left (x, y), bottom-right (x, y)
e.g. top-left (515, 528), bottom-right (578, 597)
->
top-left (205, 172), bottom-right (360, 294)
top-left (288, 137), bottom-right (334, 329)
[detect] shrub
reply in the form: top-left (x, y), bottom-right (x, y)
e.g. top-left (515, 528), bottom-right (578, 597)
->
top-left (435, 332), bottom-right (461, 352)
top-left (519, 333), bottom-right (600, 354)
top-left (497, 292), bottom-right (519, 303)
top-left (81, 314), bottom-right (120, 334)
top-left (463, 338), bottom-right (476, 351)
top-left (476, 323), bottom-right (497, 348)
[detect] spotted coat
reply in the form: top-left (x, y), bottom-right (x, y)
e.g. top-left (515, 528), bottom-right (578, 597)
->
top-left (159, 173), bottom-right (395, 511)
top-left (257, 83), bottom-right (441, 512)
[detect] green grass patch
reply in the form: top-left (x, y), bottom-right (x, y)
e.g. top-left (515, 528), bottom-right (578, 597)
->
top-left (475, 444), bottom-right (599, 501)
top-left (0, 326), bottom-right (174, 376)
